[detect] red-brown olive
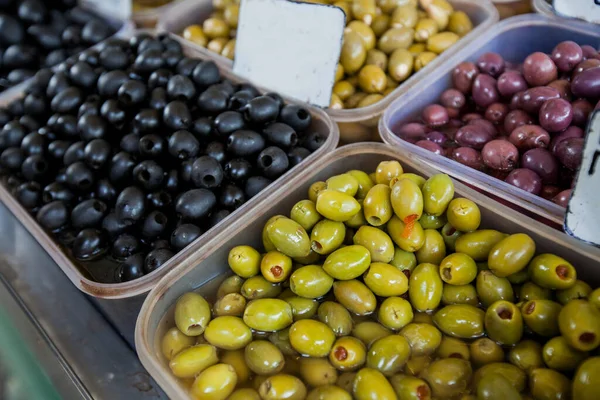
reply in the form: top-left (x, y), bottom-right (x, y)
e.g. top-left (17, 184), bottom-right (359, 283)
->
top-left (523, 52), bottom-right (558, 86)
top-left (472, 74), bottom-right (499, 108)
top-left (497, 71), bottom-right (528, 98)
top-left (520, 86), bottom-right (561, 114)
top-left (505, 168), bottom-right (542, 195)
top-left (550, 126), bottom-right (584, 154)
top-left (451, 147), bottom-right (484, 170)
top-left (482, 139), bottom-right (519, 171)
top-left (551, 41), bottom-right (583, 72)
top-left (554, 137), bottom-right (584, 171)
top-left (476, 52), bottom-right (505, 78)
top-left (508, 125), bottom-right (550, 151)
top-left (440, 89), bottom-right (466, 109)
top-left (571, 98), bottom-right (593, 127)
top-left (504, 110), bottom-right (534, 135)
top-left (452, 61), bottom-right (478, 94)
top-left (521, 148), bottom-right (559, 184)
top-left (539, 98), bottom-right (573, 132)
top-left (552, 189), bottom-right (572, 207)
top-left (485, 103), bottom-right (509, 125)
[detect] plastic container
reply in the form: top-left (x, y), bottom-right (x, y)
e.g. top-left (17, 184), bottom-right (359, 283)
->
top-left (492, 0), bottom-right (532, 19)
top-left (380, 14), bottom-right (600, 226)
top-left (0, 31), bottom-right (338, 300)
top-left (133, 0), bottom-right (185, 28)
top-left (135, 142), bottom-right (600, 399)
top-left (157, 0), bottom-right (499, 144)
top-left (532, 0), bottom-right (557, 18)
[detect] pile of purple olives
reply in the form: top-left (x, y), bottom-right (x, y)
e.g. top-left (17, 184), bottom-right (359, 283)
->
top-left (394, 41), bottom-right (600, 208)
top-left (0, 0), bottom-right (116, 91)
top-left (0, 32), bottom-right (323, 283)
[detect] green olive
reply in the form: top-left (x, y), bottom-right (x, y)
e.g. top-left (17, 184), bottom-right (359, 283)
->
top-left (415, 51), bottom-right (437, 71)
top-left (223, 4), bottom-right (239, 28)
top-left (263, 215), bottom-right (286, 252)
top-left (241, 275), bottom-right (282, 300)
top-left (508, 268), bottom-right (532, 283)
top-left (364, 262), bottom-right (409, 297)
top-left (476, 373), bottom-right (521, 400)
top-left (414, 18), bottom-right (438, 42)
top-left (358, 93), bottom-right (384, 107)
top-left (191, 363), bottom-right (237, 400)
top-left (353, 225), bottom-right (394, 263)
top-left (389, 375), bottom-right (432, 400)
top-left (289, 319), bottom-right (336, 357)
top-left (378, 296), bottom-right (413, 330)
top-left (529, 253), bottom-right (577, 290)
top-left (378, 27), bottom-right (414, 54)
top-left (216, 275), bottom-right (244, 298)
top-left (408, 43), bottom-right (426, 56)
top-left (388, 215), bottom-right (425, 252)
top-left (347, 170), bottom-right (374, 199)
top-left (333, 81), bottom-right (356, 102)
top-left (372, 14), bottom-right (391, 36)
top-left (242, 298), bottom-right (293, 332)
top-left (433, 304), bottom-right (485, 339)
top-left (366, 335), bottom-right (411, 375)
top-left (290, 199), bottom-right (322, 231)
top-left (488, 233), bottom-right (536, 278)
top-left (366, 48), bottom-right (388, 71)
top-left (213, 293), bottom-right (246, 317)
top-left (293, 248), bottom-right (321, 265)
top-left (427, 32), bottom-right (459, 54)
top-left (337, 372), bottom-right (357, 393)
top-left (308, 181), bottom-right (328, 204)
top-left (327, 173), bottom-right (360, 196)
top-left (245, 340), bottom-right (285, 375)
top-left (329, 336), bottom-right (367, 371)
top-left (424, 0), bottom-right (453, 30)
top-left (391, 247), bottom-right (417, 272)
top-left (591, 288), bottom-right (600, 310)
top-left (161, 327), bottom-right (195, 360)
top-left (318, 301), bottom-right (353, 337)
top-left (542, 335), bottom-right (588, 371)
top-left (299, 357), bottom-right (338, 387)
top-left (522, 299), bottom-right (562, 337)
top-left (260, 251), bottom-right (293, 283)
top-left (221, 39), bottom-right (235, 60)
top-left (418, 213), bottom-right (447, 230)
top-left (529, 368), bottom-right (570, 400)
top-left (405, 355), bottom-right (432, 376)
top-left (204, 316), bottom-right (252, 350)
top-left (391, 178), bottom-right (423, 223)
top-left (341, 31), bottom-right (367, 75)
top-left (439, 253), bottom-right (477, 285)
top-left (442, 284), bottom-right (478, 306)
top-left (207, 37), bottom-right (228, 54)
top-left (445, 198), bottom-right (481, 232)
top-left (421, 358), bottom-right (472, 398)
top-left (333, 280), bottom-right (377, 315)
top-left (258, 374), bottom-right (307, 400)
top-left (363, 184), bottom-right (393, 226)
top-left (228, 245), bottom-right (261, 278)
top-left (400, 323), bottom-right (442, 356)
top-left (508, 339), bottom-right (544, 372)
top-left (289, 264), bottom-right (333, 299)
top-left (472, 362), bottom-right (526, 393)
top-left (323, 245), bottom-right (371, 280)
top-left (484, 300), bottom-right (523, 346)
top-left (286, 296), bottom-right (318, 321)
top-left (169, 344), bottom-right (219, 378)
top-left (556, 280), bottom-right (592, 304)
top-left (174, 292), bottom-right (211, 336)
top-left (202, 17), bottom-right (230, 39)
top-left (422, 174), bottom-right (454, 216)
top-left (519, 281), bottom-right (552, 302)
top-left (558, 299), bottom-right (600, 351)
top-left (476, 270), bottom-right (514, 308)
top-left (183, 25), bottom-right (208, 47)
top-left (220, 349), bottom-right (251, 383)
top-left (391, 4), bottom-right (418, 28)
top-left (409, 263), bottom-right (442, 312)
top-left (269, 328), bottom-right (297, 357)
top-left (573, 357), bottom-right (600, 400)
top-left (307, 385), bottom-right (352, 400)
top-left (441, 222), bottom-right (462, 252)
top-left (311, 219), bottom-right (346, 255)
top-left (266, 217), bottom-right (311, 258)
top-left (346, 20), bottom-right (376, 51)
top-left (353, 368), bottom-right (397, 400)
top-left (376, 161), bottom-right (404, 185)
top-left (316, 189), bottom-right (362, 222)
top-left (448, 10), bottom-right (473, 37)
top-left (437, 336), bottom-right (470, 361)
top-left (470, 338), bottom-right (504, 368)
top-left (454, 230), bottom-right (507, 261)
top-left (351, 0), bottom-right (376, 24)
top-left (358, 65), bottom-right (387, 94)
top-left (397, 173), bottom-right (426, 189)
top-left (353, 321), bottom-right (392, 347)
top-left (228, 388), bottom-right (261, 400)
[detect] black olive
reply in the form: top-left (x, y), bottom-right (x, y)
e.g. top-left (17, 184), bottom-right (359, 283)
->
top-left (118, 79), bottom-right (147, 107)
top-left (191, 156), bottom-right (224, 189)
top-left (227, 130), bottom-right (265, 156)
top-left (55, 168), bottom-right (67, 184)
top-left (219, 183), bottom-right (245, 210)
top-left (71, 198), bottom-right (107, 229)
top-left (27, 25), bottom-right (61, 50)
top-left (65, 161), bottom-right (94, 191)
top-left (133, 48), bottom-right (164, 73)
top-left (168, 130), bottom-right (199, 160)
top-left (176, 57), bottom-right (201, 78)
top-left (205, 141), bottom-right (227, 164)
top-left (163, 100), bottom-right (192, 130)
top-left (302, 131), bottom-right (326, 151)
top-left (77, 113), bottom-right (107, 141)
top-left (3, 44), bottom-right (37, 69)
top-left (133, 109), bottom-right (160, 134)
top-left (97, 70), bottom-right (128, 97)
top-left (197, 87), bottom-right (229, 115)
top-left (47, 140), bottom-right (71, 161)
top-left (144, 248), bottom-right (173, 274)
top-left (245, 175), bottom-right (272, 198)
top-left (214, 111), bottom-right (245, 137)
top-left (18, 0), bottom-right (47, 23)
top-left (133, 160), bottom-right (164, 190)
top-left (44, 49), bottom-right (67, 67)
top-left (61, 25), bottom-right (82, 47)
top-left (257, 146), bottom-right (289, 179)
top-left (112, 233), bottom-right (140, 260)
top-left (0, 121), bottom-right (26, 149)
top-left (116, 253), bottom-right (145, 282)
top-left (149, 87), bottom-right (168, 110)
top-left (212, 81), bottom-right (235, 96)
top-left (0, 110), bottom-right (11, 127)
top-left (67, 61), bottom-right (98, 89)
top-left (245, 95), bottom-right (280, 125)
top-left (19, 116), bottom-right (39, 133)
top-left (179, 159), bottom-right (194, 184)
top-left (280, 104), bottom-right (312, 132)
top-left (150, 239), bottom-right (170, 250)
top-left (81, 20), bottom-right (113, 44)
top-left (287, 146), bottom-right (311, 166)
top-left (191, 117), bottom-right (213, 142)
top-left (99, 47), bottom-right (130, 70)
top-left (165, 169), bottom-right (178, 192)
top-left (228, 91), bottom-right (254, 113)
top-left (100, 99), bottom-right (126, 127)
top-left (7, 97), bottom-right (24, 116)
top-left (161, 36), bottom-right (182, 53)
top-left (163, 49), bottom-right (183, 69)
top-left (52, 114), bottom-right (78, 138)
top-left (0, 147), bottom-right (23, 170)
top-left (0, 14), bottom-right (24, 46)
top-left (109, 151), bottom-right (135, 185)
top-left (36, 200), bottom-right (68, 231)
top-left (175, 188), bottom-right (216, 221)
top-left (209, 209), bottom-right (230, 228)
top-left (63, 141), bottom-right (84, 165)
top-left (167, 75), bottom-right (196, 102)
top-left (263, 122), bottom-right (298, 148)
top-left (142, 210), bottom-right (168, 239)
top-left (66, 7), bottom-right (99, 25)
top-left (23, 93), bottom-right (47, 116)
top-left (102, 212), bottom-right (134, 238)
top-left (5, 175), bottom-right (22, 191)
top-left (139, 133), bottom-right (165, 159)
top-left (15, 181), bottom-right (41, 209)
top-left (127, 68), bottom-right (144, 82)
top-left (148, 69), bottom-right (173, 90)
top-left (27, 69), bottom-right (52, 96)
top-left (265, 92), bottom-right (284, 110)
top-left (6, 69), bottom-right (36, 85)
top-left (170, 223), bottom-right (202, 251)
top-left (78, 95), bottom-right (101, 118)
top-left (51, 86), bottom-right (83, 113)
top-left (147, 190), bottom-right (171, 209)
top-left (129, 33), bottom-right (153, 50)
top-left (224, 158), bottom-right (252, 182)
top-left (118, 133), bottom-right (138, 155)
top-left (21, 132), bottom-right (46, 156)
top-left (84, 138), bottom-right (111, 169)
top-left (95, 178), bottom-right (116, 204)
top-left (237, 83), bottom-right (260, 97)
top-left (21, 154), bottom-right (49, 181)
top-left (42, 182), bottom-right (74, 205)
top-left (138, 38), bottom-right (164, 53)
top-left (192, 61), bottom-right (221, 87)
top-left (46, 72), bottom-right (70, 98)
top-left (115, 186), bottom-right (145, 222)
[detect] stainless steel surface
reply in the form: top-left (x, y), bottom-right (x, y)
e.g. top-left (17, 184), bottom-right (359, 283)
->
top-left (0, 201), bottom-right (166, 399)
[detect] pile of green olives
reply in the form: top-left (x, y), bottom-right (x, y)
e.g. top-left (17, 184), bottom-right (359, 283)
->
top-left (161, 160), bottom-right (600, 400)
top-left (181, 0), bottom-right (473, 110)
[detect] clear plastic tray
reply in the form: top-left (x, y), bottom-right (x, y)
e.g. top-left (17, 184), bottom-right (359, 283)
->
top-left (380, 14), bottom-right (600, 226)
top-left (157, 0), bottom-right (499, 144)
top-left (532, 0), bottom-right (557, 18)
top-left (0, 31), bottom-right (338, 300)
top-left (135, 142), bottom-right (600, 400)
top-left (133, 0), bottom-right (186, 28)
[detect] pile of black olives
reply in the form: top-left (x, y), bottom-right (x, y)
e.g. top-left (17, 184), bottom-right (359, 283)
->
top-left (0, 0), bottom-right (116, 91)
top-left (0, 32), bottom-right (323, 283)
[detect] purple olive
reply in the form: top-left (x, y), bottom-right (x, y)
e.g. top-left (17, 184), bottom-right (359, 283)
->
top-left (440, 89), bottom-right (466, 109)
top-left (455, 124), bottom-right (495, 150)
top-left (504, 110), bottom-right (534, 135)
top-left (476, 52), bottom-right (505, 78)
top-left (505, 168), bottom-right (542, 195)
top-left (415, 140), bottom-right (444, 156)
top-left (446, 107), bottom-right (460, 119)
top-left (571, 66), bottom-right (600, 98)
top-left (554, 137), bottom-right (584, 170)
top-left (572, 59), bottom-right (600, 77)
top-left (485, 103), bottom-right (509, 125)
top-left (520, 87), bottom-right (561, 114)
top-left (552, 189), bottom-right (572, 208)
top-left (581, 45), bottom-right (598, 60)
top-left (396, 122), bottom-right (428, 143)
top-left (469, 118), bottom-right (498, 137)
top-left (497, 71), bottom-right (528, 98)
top-left (462, 113), bottom-right (483, 123)
top-left (571, 98), bottom-right (593, 126)
top-left (550, 126), bottom-right (584, 154)
top-left (547, 79), bottom-right (572, 101)
top-left (540, 185), bottom-right (562, 200)
top-left (452, 61), bottom-right (479, 94)
top-left (523, 52), bottom-right (558, 87)
top-left (451, 147), bottom-right (484, 170)
top-left (508, 124), bottom-right (550, 151)
top-left (422, 104), bottom-right (449, 127)
top-left (510, 91), bottom-right (524, 110)
top-left (472, 74), bottom-right (499, 108)
top-left (539, 98), bottom-right (573, 132)
top-left (522, 148), bottom-right (559, 184)
top-left (426, 131), bottom-right (449, 146)
top-left (482, 139), bottom-right (519, 171)
top-left (551, 41), bottom-right (583, 72)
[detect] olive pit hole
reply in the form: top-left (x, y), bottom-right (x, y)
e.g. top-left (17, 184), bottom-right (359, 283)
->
top-left (142, 140), bottom-right (154, 151)
top-left (368, 216), bottom-right (381, 225)
top-left (556, 265), bottom-right (570, 280)
top-left (203, 175), bottom-right (215, 186)
top-left (524, 302), bottom-right (535, 315)
top-left (139, 170), bottom-right (150, 181)
top-left (497, 306), bottom-right (513, 320)
top-left (333, 346), bottom-right (348, 361)
top-left (580, 332), bottom-right (596, 344)
top-left (178, 150), bottom-right (189, 159)
top-left (417, 385), bottom-right (430, 400)
top-left (42, 193), bottom-right (52, 203)
top-left (261, 155), bottom-right (273, 167)
top-left (446, 227), bottom-right (456, 236)
top-left (270, 265), bottom-right (283, 277)
top-left (34, 160), bottom-right (46, 171)
top-left (311, 241), bottom-right (322, 252)
top-left (442, 268), bottom-right (452, 281)
top-left (92, 201), bottom-right (103, 212)
top-left (79, 178), bottom-right (91, 188)
top-left (155, 213), bottom-right (167, 225)
top-left (297, 109), bottom-right (309, 120)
